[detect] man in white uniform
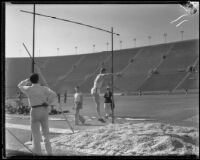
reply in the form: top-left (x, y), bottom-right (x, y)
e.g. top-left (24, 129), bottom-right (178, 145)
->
top-left (74, 86), bottom-right (85, 125)
top-left (18, 73), bottom-right (57, 155)
top-left (91, 68), bottom-right (112, 122)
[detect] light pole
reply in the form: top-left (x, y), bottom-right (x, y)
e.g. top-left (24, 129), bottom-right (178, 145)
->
top-left (164, 33), bottom-right (167, 43)
top-left (93, 44), bottom-right (95, 52)
top-left (106, 42), bottom-right (109, 51)
top-left (75, 46), bottom-right (78, 54)
top-left (148, 36), bottom-right (151, 45)
top-left (180, 30), bottom-right (184, 40)
top-left (120, 40), bottom-right (122, 49)
top-left (57, 48), bottom-right (59, 56)
top-left (133, 38), bottom-right (136, 47)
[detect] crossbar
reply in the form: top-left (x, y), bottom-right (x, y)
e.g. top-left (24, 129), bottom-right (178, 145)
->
top-left (20, 10), bottom-right (120, 36)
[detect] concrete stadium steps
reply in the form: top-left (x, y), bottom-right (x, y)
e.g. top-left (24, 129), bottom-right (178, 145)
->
top-left (66, 52), bottom-right (109, 81)
top-left (114, 75), bottom-right (140, 92)
top-left (5, 39), bottom-right (199, 97)
top-left (5, 86), bottom-right (20, 99)
top-left (177, 72), bottom-right (199, 90)
top-left (6, 58), bottom-right (31, 97)
top-left (80, 48), bottom-right (142, 93)
top-left (114, 44), bottom-right (170, 92)
top-left (55, 79), bottom-right (82, 94)
top-left (41, 55), bottom-right (83, 84)
top-left (5, 55), bottom-right (82, 94)
top-left (80, 78), bottom-right (94, 93)
top-left (6, 58), bottom-right (31, 86)
top-left (156, 40), bottom-right (198, 73)
top-left (102, 48), bottom-right (142, 73)
top-left (139, 72), bottom-right (187, 91)
top-left (169, 39), bottom-right (198, 51)
top-left (173, 58), bottom-right (199, 91)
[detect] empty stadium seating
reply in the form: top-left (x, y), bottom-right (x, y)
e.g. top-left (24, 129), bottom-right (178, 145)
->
top-left (103, 48), bottom-right (142, 73)
top-left (6, 57), bottom-right (31, 98)
top-left (177, 61), bottom-right (199, 90)
top-left (114, 44), bottom-right (172, 91)
top-left (177, 72), bottom-right (199, 90)
top-left (5, 39), bottom-right (199, 97)
top-left (36, 55), bottom-right (83, 84)
top-left (156, 39), bottom-right (198, 73)
top-left (139, 72), bottom-right (187, 91)
top-left (66, 52), bottom-right (109, 81)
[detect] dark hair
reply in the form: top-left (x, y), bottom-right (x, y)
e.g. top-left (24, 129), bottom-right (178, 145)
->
top-left (100, 68), bottom-right (106, 73)
top-left (29, 73), bottom-right (39, 83)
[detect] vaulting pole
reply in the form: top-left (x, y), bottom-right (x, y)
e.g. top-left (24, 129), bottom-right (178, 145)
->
top-left (6, 128), bottom-right (35, 155)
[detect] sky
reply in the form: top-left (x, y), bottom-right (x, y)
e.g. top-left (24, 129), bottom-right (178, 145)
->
top-left (5, 2), bottom-right (199, 57)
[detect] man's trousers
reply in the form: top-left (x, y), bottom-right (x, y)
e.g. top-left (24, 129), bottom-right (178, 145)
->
top-left (30, 106), bottom-right (52, 155)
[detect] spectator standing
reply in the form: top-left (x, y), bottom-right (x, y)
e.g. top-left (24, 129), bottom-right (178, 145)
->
top-left (103, 86), bottom-right (114, 119)
top-left (64, 90), bottom-right (67, 104)
top-left (73, 86), bottom-right (85, 125)
top-left (18, 73), bottom-right (57, 155)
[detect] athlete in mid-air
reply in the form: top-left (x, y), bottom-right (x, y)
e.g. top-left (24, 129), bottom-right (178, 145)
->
top-left (91, 68), bottom-right (113, 123)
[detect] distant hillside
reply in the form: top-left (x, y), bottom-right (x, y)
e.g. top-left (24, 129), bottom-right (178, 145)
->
top-left (5, 39), bottom-right (199, 98)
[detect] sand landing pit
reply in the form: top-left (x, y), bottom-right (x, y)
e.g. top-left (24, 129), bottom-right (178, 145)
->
top-left (50, 122), bottom-right (199, 156)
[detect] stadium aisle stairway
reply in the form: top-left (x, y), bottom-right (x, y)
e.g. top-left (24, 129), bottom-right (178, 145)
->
top-left (5, 39), bottom-right (199, 97)
top-left (114, 44), bottom-right (171, 92)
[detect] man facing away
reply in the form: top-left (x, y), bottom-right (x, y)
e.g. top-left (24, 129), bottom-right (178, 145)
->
top-left (91, 68), bottom-right (113, 123)
top-left (18, 73), bottom-right (57, 155)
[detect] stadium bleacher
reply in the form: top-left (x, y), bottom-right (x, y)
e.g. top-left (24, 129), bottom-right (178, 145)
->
top-left (156, 39), bottom-right (198, 73)
top-left (5, 39), bottom-right (199, 96)
top-left (36, 55), bottom-right (83, 85)
top-left (103, 48), bottom-right (142, 73)
top-left (114, 44), bottom-right (172, 92)
top-left (177, 61), bottom-right (199, 90)
top-left (66, 52), bottom-right (109, 81)
top-left (6, 57), bottom-right (31, 98)
top-left (139, 72), bottom-right (187, 91)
